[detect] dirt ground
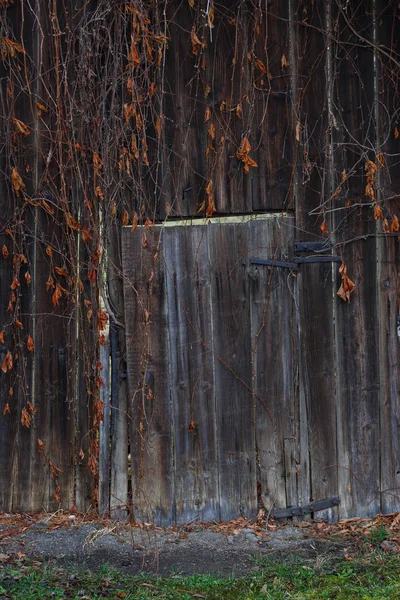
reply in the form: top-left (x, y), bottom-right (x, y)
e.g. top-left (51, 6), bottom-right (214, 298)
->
top-left (0, 515), bottom-right (350, 577)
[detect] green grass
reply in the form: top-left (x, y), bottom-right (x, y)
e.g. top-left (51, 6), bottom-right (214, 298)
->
top-left (1, 552), bottom-right (400, 599)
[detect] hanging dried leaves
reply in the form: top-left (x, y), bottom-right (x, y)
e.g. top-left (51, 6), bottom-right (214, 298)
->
top-left (97, 309), bottom-right (108, 331)
top-left (205, 180), bottom-right (215, 217)
top-left (122, 209), bottom-right (129, 226)
top-left (11, 167), bottom-right (25, 195)
top-left (26, 335), bottom-right (34, 351)
top-left (21, 407), bottom-right (32, 428)
top-left (131, 211), bottom-right (139, 232)
top-left (52, 283), bottom-right (63, 307)
top-left (1, 37), bottom-right (25, 60)
top-left (337, 263), bottom-right (355, 303)
top-left (191, 25), bottom-right (205, 55)
top-left (1, 351), bottom-right (13, 373)
top-left (35, 101), bottom-right (47, 117)
top-left (3, 403), bottom-right (11, 416)
top-left (236, 137), bottom-right (258, 173)
top-left (0, 331), bottom-right (4, 344)
top-left (391, 214), bottom-right (399, 232)
top-left (373, 204), bottom-right (383, 220)
top-left (320, 221), bottom-right (329, 234)
top-left (365, 160), bottom-right (378, 201)
top-left (2, 245), bottom-right (9, 259)
top-left (12, 118), bottom-right (30, 136)
top-left (38, 438), bottom-right (45, 453)
top-left (25, 271), bottom-right (31, 285)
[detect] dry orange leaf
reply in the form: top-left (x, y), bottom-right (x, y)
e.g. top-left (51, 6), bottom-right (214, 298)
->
top-left (97, 309), bottom-right (108, 332)
top-left (0, 331), bottom-right (4, 344)
top-left (122, 209), bottom-right (129, 226)
top-left (337, 263), bottom-right (355, 303)
top-left (26, 335), bottom-right (34, 351)
top-left (13, 117), bottom-right (30, 136)
top-left (1, 37), bottom-right (25, 60)
top-left (52, 283), bottom-right (63, 307)
top-left (391, 214), bottom-right (399, 232)
top-left (236, 137), bottom-right (258, 173)
top-left (10, 275), bottom-right (20, 290)
top-left (2, 245), bottom-right (9, 259)
top-left (38, 438), bottom-right (45, 453)
top-left (35, 101), bottom-right (47, 117)
top-left (11, 167), bottom-right (25, 195)
top-left (394, 127), bottom-right (399, 139)
top-left (374, 204), bottom-right (383, 220)
top-left (1, 350), bottom-right (12, 373)
top-left (3, 403), bottom-right (11, 416)
top-left (21, 406), bottom-right (32, 428)
top-left (256, 58), bottom-right (267, 73)
top-left (131, 211), bottom-right (139, 232)
top-left (25, 271), bottom-right (31, 284)
top-left (55, 266), bottom-right (68, 277)
top-left (320, 220), bottom-right (329, 234)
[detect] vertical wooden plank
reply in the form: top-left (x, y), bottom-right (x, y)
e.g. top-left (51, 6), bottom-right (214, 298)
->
top-left (294, 0), bottom-right (337, 519)
top-left (122, 227), bottom-right (174, 525)
top-left (164, 225), bottom-right (219, 523)
top-left (208, 221), bottom-right (256, 520)
top-left (108, 226), bottom-right (129, 520)
top-left (333, 1), bottom-right (380, 517)
top-left (249, 216), bottom-right (296, 512)
top-left (377, 1), bottom-right (400, 513)
top-left (252, 0), bottom-right (293, 211)
top-left (98, 326), bottom-right (111, 516)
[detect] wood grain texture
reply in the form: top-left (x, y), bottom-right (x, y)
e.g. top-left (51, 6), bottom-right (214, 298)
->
top-left (294, 0), bottom-right (337, 520)
top-left (208, 221), bottom-right (257, 520)
top-left (249, 217), bottom-right (296, 512)
top-left (108, 226), bottom-right (129, 520)
top-left (123, 227), bottom-right (174, 525)
top-left (377, 1), bottom-right (400, 514)
top-left (164, 226), bottom-right (219, 523)
top-left (333, 2), bottom-right (380, 517)
top-left (252, 0), bottom-right (293, 211)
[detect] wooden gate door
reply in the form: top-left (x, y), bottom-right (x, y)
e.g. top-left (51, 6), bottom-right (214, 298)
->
top-left (122, 214), bottom-right (299, 525)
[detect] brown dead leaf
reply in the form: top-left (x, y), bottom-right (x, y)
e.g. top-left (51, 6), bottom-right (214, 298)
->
top-left (320, 220), bottom-right (329, 234)
top-left (51, 283), bottom-right (63, 307)
top-left (97, 309), bottom-right (108, 331)
top-left (38, 438), bottom-right (45, 453)
top-left (13, 118), bottom-right (30, 136)
top-left (374, 204), bottom-right (383, 220)
top-left (391, 214), bottom-right (399, 232)
top-left (21, 406), bottom-right (32, 428)
top-left (132, 211), bottom-right (139, 232)
top-left (11, 167), bottom-right (25, 195)
top-left (0, 331), bottom-right (4, 344)
top-left (25, 271), bottom-right (31, 285)
top-left (1, 351), bottom-right (13, 373)
top-left (2, 245), bottom-right (9, 259)
top-left (35, 101), bottom-right (47, 117)
top-left (1, 37), bottom-right (25, 60)
top-left (337, 262), bottom-right (355, 303)
top-left (236, 137), bottom-right (258, 173)
top-left (3, 403), bottom-right (11, 415)
top-left (26, 335), bottom-right (34, 351)
top-left (122, 209), bottom-right (129, 226)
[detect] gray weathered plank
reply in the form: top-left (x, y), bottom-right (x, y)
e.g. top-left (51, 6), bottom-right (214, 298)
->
top-left (249, 216), bottom-right (296, 513)
top-left (164, 225), bottom-right (219, 523)
top-left (208, 221), bottom-right (257, 520)
top-left (122, 227), bottom-right (174, 525)
top-left (377, 0), bottom-right (400, 514)
top-left (333, 2), bottom-right (380, 517)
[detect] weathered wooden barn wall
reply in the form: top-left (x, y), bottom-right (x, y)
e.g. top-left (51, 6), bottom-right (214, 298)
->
top-left (0, 0), bottom-right (399, 522)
